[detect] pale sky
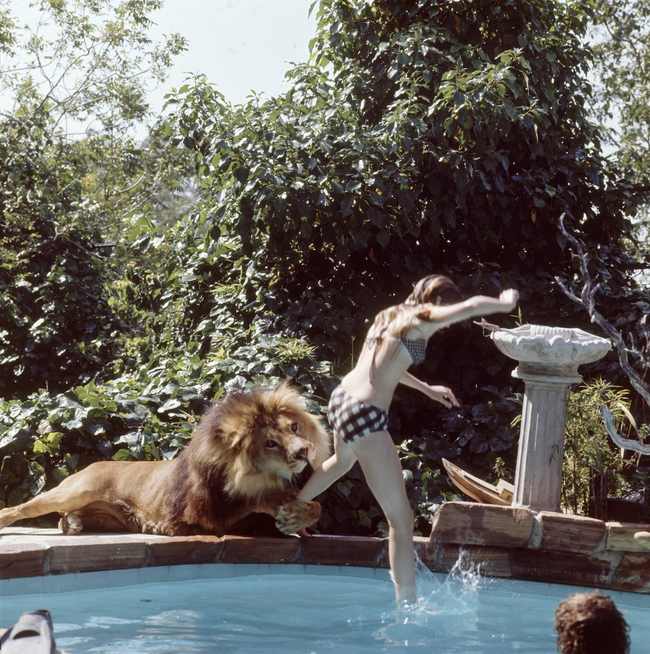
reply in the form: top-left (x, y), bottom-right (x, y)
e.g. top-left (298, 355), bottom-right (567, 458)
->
top-left (1, 0), bottom-right (317, 133)
top-left (148, 0), bottom-right (317, 110)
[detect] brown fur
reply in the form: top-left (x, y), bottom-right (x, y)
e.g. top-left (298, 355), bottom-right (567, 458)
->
top-left (0, 383), bottom-right (331, 536)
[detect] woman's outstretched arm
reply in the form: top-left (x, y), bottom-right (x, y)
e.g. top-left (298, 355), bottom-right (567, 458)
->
top-left (417, 289), bottom-right (519, 331)
top-left (399, 372), bottom-right (459, 408)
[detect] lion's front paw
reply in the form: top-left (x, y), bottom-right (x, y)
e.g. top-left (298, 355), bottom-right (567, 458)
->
top-left (275, 500), bottom-right (321, 535)
top-left (58, 513), bottom-right (83, 535)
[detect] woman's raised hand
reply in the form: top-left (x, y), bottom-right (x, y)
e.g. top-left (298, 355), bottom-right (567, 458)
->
top-left (498, 289), bottom-right (519, 311)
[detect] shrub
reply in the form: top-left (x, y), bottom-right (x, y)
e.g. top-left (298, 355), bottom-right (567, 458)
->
top-left (562, 379), bottom-right (632, 515)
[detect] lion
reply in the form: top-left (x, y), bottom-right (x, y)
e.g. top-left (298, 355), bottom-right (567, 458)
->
top-left (0, 382), bottom-right (331, 537)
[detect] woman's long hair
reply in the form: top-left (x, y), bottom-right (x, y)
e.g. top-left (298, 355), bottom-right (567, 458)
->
top-left (404, 275), bottom-right (463, 307)
top-left (367, 275), bottom-right (463, 343)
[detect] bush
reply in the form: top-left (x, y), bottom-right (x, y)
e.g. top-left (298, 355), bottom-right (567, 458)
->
top-left (562, 380), bottom-right (632, 515)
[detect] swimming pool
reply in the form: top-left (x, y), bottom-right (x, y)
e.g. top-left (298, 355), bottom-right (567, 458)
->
top-left (1, 560), bottom-right (648, 653)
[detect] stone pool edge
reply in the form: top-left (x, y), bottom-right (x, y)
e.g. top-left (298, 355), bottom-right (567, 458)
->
top-left (1, 502), bottom-right (649, 595)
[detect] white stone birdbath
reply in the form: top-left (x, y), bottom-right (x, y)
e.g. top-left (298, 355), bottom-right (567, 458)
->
top-left (491, 325), bottom-right (612, 512)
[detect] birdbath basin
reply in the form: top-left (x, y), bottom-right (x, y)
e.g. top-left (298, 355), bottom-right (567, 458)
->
top-left (491, 325), bottom-right (612, 379)
top-left (491, 324), bottom-right (611, 512)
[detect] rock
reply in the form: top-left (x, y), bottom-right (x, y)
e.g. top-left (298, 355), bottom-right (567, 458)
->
top-left (536, 511), bottom-right (606, 553)
top-left (606, 522), bottom-right (650, 553)
top-left (430, 501), bottom-right (535, 548)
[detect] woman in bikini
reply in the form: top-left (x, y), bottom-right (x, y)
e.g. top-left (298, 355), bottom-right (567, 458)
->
top-left (291, 275), bottom-right (519, 605)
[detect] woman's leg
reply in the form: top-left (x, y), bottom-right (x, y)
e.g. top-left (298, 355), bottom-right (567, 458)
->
top-left (351, 431), bottom-right (416, 604)
top-left (297, 432), bottom-right (357, 502)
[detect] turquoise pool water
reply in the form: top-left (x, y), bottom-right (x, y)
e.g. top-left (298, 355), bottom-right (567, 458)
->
top-left (1, 561), bottom-right (648, 653)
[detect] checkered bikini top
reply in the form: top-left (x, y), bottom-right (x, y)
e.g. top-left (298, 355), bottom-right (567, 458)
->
top-left (365, 336), bottom-right (427, 366)
top-left (401, 338), bottom-right (427, 365)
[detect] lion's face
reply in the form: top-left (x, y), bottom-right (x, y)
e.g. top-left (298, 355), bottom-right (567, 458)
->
top-left (254, 413), bottom-right (319, 479)
top-left (192, 382), bottom-right (331, 499)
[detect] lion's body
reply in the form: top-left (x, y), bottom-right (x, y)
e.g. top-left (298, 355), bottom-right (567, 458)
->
top-left (0, 384), bottom-right (330, 536)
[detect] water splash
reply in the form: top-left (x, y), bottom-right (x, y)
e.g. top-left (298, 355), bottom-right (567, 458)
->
top-left (374, 548), bottom-right (484, 647)
top-left (414, 547), bottom-right (482, 614)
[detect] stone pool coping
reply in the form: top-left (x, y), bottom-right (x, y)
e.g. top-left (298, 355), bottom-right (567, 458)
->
top-left (429, 502), bottom-right (650, 595)
top-left (0, 527), bottom-right (392, 578)
top-left (2, 502), bottom-right (650, 595)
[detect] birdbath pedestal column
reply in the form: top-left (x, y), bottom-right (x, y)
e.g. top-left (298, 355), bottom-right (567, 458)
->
top-left (491, 325), bottom-right (611, 513)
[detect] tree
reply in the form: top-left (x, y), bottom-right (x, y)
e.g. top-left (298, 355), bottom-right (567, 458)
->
top-left (171, 0), bottom-right (641, 329)
top-left (587, 0), bottom-right (650, 274)
top-left (0, 1), bottom-right (201, 507)
top-left (0, 121), bottom-right (117, 397)
top-left (165, 0), bottom-right (647, 532)
top-left (588, 0), bottom-right (650, 185)
top-left (0, 0), bottom-right (190, 396)
top-left (2, 0), bottom-right (647, 532)
top-left (1, 0), bottom-right (186, 134)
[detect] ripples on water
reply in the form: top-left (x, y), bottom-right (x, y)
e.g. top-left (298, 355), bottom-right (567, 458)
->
top-left (2, 551), bottom-right (647, 653)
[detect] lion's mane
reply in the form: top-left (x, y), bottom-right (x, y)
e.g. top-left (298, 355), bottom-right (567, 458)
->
top-left (166, 382), bottom-right (330, 535)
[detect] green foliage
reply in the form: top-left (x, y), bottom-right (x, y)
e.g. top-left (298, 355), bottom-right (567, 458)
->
top-left (589, 0), bottom-right (650, 185)
top-left (587, 0), bottom-right (650, 269)
top-left (0, 310), bottom-right (333, 514)
top-left (0, 212), bottom-right (336, 511)
top-left (562, 379), bottom-right (631, 515)
top-left (0, 371), bottom-right (206, 513)
top-left (0, 116), bottom-right (196, 398)
top-left (0, 127), bottom-right (117, 397)
top-left (170, 0), bottom-right (641, 298)
top-left (2, 0), bottom-right (649, 539)
top-left (0, 1), bottom-right (193, 397)
top-left (165, 0), bottom-right (647, 383)
top-left (161, 0), bottom-right (646, 534)
top-left (0, 0), bottom-right (202, 504)
top-left (2, 0), bottom-right (187, 133)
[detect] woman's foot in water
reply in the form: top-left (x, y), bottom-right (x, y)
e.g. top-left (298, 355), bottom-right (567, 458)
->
top-left (396, 584), bottom-right (417, 608)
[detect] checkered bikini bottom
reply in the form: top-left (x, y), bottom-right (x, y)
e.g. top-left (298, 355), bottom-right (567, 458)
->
top-left (328, 385), bottom-right (389, 443)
